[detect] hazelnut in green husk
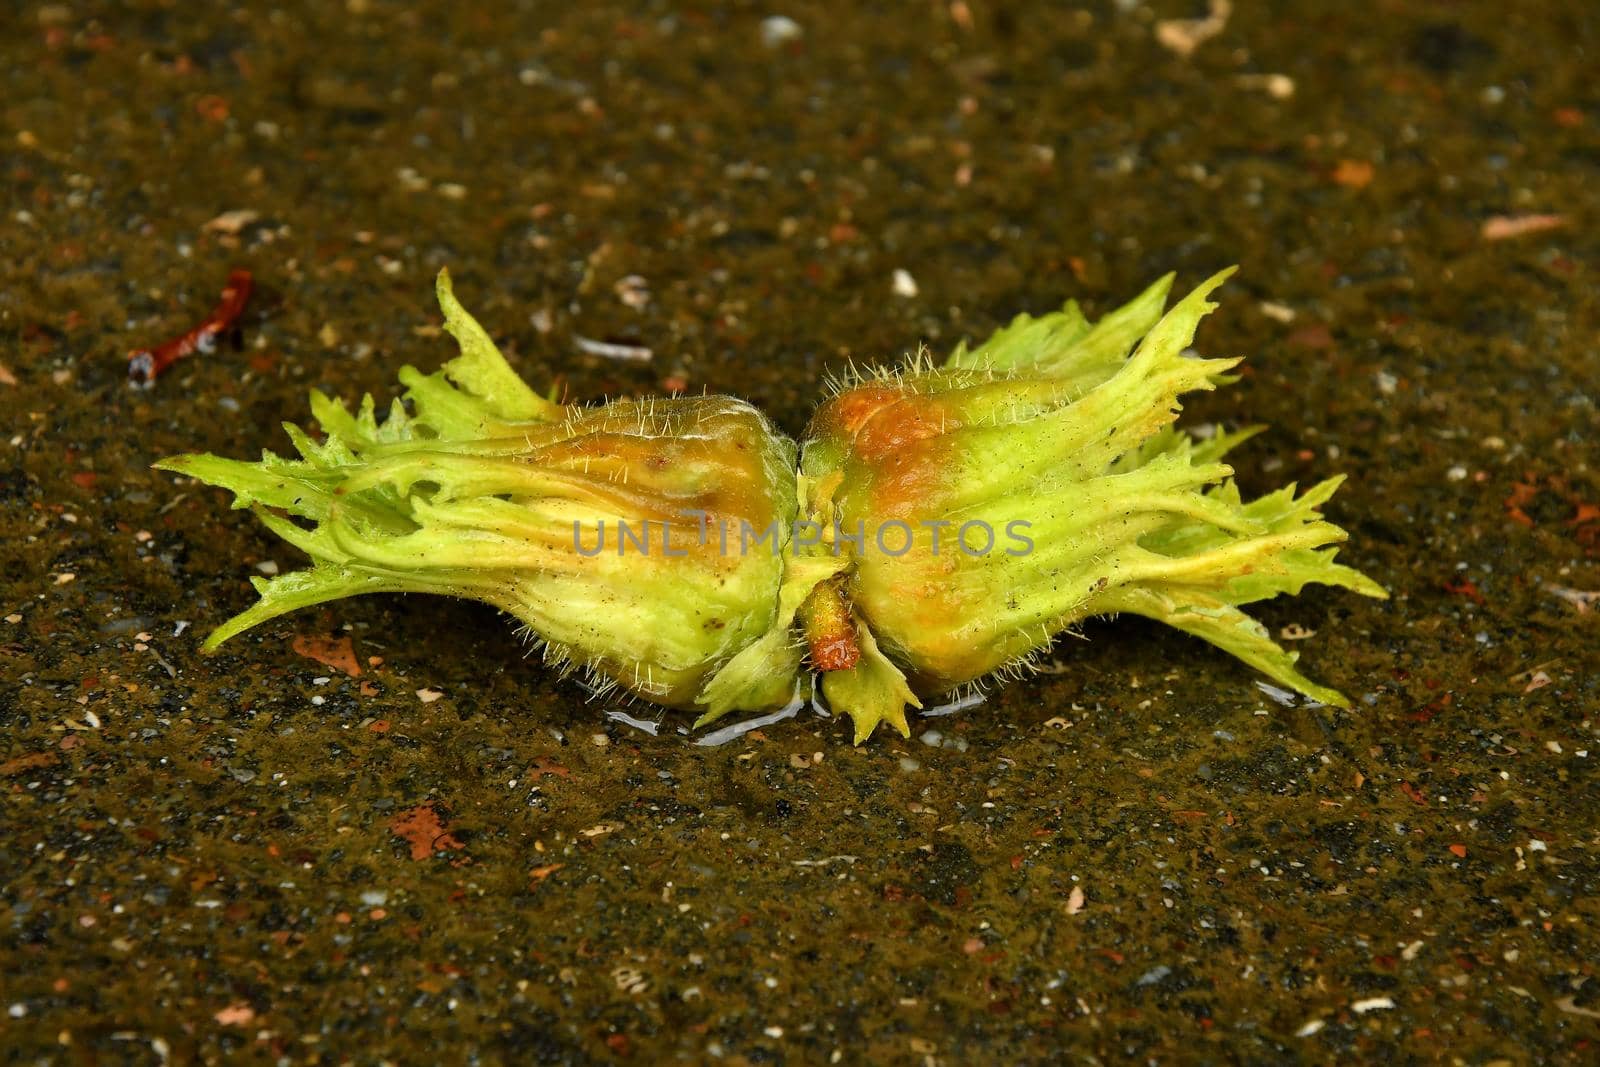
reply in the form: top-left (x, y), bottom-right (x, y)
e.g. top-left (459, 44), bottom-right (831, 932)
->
top-left (157, 271), bottom-right (840, 719)
top-left (800, 269), bottom-right (1387, 741)
top-left (162, 268), bottom-right (1385, 744)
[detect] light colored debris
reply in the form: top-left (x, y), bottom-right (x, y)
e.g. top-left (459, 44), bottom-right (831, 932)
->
top-left (395, 167), bottom-right (430, 193)
top-left (203, 209), bottom-right (260, 234)
top-left (604, 709), bottom-right (660, 736)
top-left (1066, 885), bottom-right (1086, 915)
top-left (614, 275), bottom-right (651, 310)
top-left (1481, 214), bottom-right (1568, 241)
top-left (1555, 996), bottom-right (1600, 1020)
top-left (760, 16), bottom-right (803, 48)
top-left (1509, 659), bottom-right (1559, 684)
top-left (611, 966), bottom-right (649, 994)
top-left (1545, 583), bottom-right (1599, 614)
top-left (892, 268), bottom-right (919, 298)
top-left (1156, 0), bottom-right (1232, 58)
top-left (517, 62), bottom-right (589, 96)
top-left (574, 335), bottom-right (653, 363)
top-left (1235, 73), bottom-right (1295, 99)
top-left (1256, 680), bottom-right (1299, 706)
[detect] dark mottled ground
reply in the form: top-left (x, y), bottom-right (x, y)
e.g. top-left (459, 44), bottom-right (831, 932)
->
top-left (3, 1), bottom-right (1597, 1063)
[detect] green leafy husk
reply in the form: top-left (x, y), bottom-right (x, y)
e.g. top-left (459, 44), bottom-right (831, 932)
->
top-left (801, 268), bottom-right (1387, 740)
top-left (160, 268), bottom-right (1385, 743)
top-left (158, 270), bottom-right (820, 715)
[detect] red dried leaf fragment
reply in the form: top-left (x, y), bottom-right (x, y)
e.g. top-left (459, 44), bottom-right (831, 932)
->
top-left (1, 751), bottom-right (58, 776)
top-left (290, 634), bottom-right (363, 677)
top-left (389, 804), bottom-right (466, 861)
top-left (128, 269), bottom-right (253, 387)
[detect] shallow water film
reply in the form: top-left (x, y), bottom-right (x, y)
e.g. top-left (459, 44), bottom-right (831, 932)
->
top-left (2, 2), bottom-right (1597, 1062)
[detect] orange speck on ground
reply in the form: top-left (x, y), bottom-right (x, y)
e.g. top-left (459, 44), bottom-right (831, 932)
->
top-left (291, 634), bottom-right (363, 677)
top-left (195, 94), bottom-right (230, 122)
top-left (1504, 480), bottom-right (1539, 526)
top-left (1331, 159), bottom-right (1375, 188)
top-left (389, 804), bottom-right (466, 861)
top-left (214, 1003), bottom-right (255, 1026)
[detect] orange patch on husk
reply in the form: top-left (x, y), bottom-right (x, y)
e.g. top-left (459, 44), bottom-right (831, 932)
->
top-left (813, 384), bottom-right (960, 517)
top-left (861, 401), bottom-right (959, 516)
top-left (819, 383), bottom-right (904, 438)
top-left (853, 395), bottom-right (948, 466)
